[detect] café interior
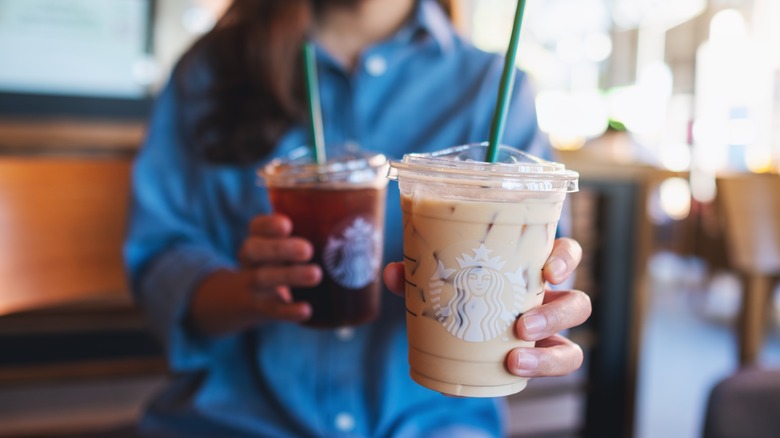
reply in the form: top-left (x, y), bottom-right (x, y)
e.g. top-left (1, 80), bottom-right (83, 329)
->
top-left (1, 0), bottom-right (779, 437)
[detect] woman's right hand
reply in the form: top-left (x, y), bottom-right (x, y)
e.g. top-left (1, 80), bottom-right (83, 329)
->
top-left (189, 214), bottom-right (321, 336)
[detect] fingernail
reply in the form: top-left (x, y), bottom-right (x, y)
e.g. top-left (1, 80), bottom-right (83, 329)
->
top-left (516, 351), bottom-right (538, 371)
top-left (546, 257), bottom-right (566, 279)
top-left (522, 314), bottom-right (547, 335)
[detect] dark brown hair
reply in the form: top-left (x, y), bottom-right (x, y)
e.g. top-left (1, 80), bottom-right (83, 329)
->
top-left (179, 0), bottom-right (451, 164)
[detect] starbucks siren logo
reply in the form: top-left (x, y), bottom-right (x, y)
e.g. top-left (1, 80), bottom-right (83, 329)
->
top-left (324, 217), bottom-right (381, 289)
top-left (430, 244), bottom-right (527, 342)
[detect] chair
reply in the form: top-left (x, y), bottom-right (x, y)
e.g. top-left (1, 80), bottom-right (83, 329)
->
top-left (716, 173), bottom-right (780, 366)
top-left (702, 368), bottom-right (780, 438)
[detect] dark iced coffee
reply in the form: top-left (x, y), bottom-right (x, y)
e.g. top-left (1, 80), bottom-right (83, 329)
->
top-left (259, 147), bottom-right (388, 328)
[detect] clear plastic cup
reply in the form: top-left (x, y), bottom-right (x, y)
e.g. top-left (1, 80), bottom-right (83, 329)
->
top-left (387, 143), bottom-right (578, 397)
top-left (259, 145), bottom-right (389, 328)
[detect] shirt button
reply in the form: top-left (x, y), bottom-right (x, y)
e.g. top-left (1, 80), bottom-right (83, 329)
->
top-left (365, 55), bottom-right (387, 76)
top-left (335, 327), bottom-right (355, 341)
top-left (335, 412), bottom-right (356, 432)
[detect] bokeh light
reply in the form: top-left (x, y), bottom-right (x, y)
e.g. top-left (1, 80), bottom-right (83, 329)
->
top-left (659, 177), bottom-right (692, 220)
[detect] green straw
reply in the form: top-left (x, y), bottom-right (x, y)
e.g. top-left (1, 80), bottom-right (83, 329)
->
top-left (486, 0), bottom-right (527, 163)
top-left (303, 42), bottom-right (326, 165)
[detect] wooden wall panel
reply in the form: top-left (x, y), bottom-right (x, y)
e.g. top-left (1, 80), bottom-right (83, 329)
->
top-left (0, 119), bottom-right (144, 152)
top-left (0, 157), bottom-right (133, 315)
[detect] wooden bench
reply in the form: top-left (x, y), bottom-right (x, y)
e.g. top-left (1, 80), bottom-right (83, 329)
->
top-left (0, 120), bottom-right (167, 437)
top-left (0, 120), bottom-right (164, 380)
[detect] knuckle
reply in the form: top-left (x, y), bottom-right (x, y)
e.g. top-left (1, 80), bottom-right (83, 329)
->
top-left (252, 241), bottom-right (268, 258)
top-left (268, 240), bottom-right (283, 257)
top-left (254, 265), bottom-right (321, 289)
top-left (250, 215), bottom-right (289, 237)
top-left (287, 267), bottom-right (305, 284)
top-left (287, 239), bottom-right (307, 260)
top-left (552, 238), bottom-right (582, 272)
top-left (534, 349), bottom-right (559, 376)
top-left (545, 306), bottom-right (564, 331)
top-left (572, 290), bottom-right (592, 320)
top-left (254, 268), bottom-right (278, 288)
top-left (248, 216), bottom-right (261, 230)
top-left (554, 347), bottom-right (569, 373)
top-left (564, 237), bottom-right (583, 259)
top-left (241, 240), bottom-right (260, 261)
top-left (253, 269), bottom-right (268, 287)
top-left (289, 266), bottom-right (311, 283)
top-left (249, 217), bottom-right (268, 233)
top-left (541, 343), bottom-right (580, 376)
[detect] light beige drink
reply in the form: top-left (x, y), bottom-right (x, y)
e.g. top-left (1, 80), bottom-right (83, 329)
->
top-left (388, 143), bottom-right (578, 398)
top-left (401, 192), bottom-right (564, 397)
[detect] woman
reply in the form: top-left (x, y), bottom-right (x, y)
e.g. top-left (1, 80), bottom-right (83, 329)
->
top-left (125, 0), bottom-right (591, 436)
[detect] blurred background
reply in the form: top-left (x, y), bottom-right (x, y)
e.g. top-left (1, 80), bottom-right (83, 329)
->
top-left (1, 0), bottom-right (779, 437)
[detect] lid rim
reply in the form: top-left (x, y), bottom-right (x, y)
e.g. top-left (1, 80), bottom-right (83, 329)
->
top-left (388, 162), bottom-right (579, 180)
top-left (386, 143), bottom-right (579, 193)
top-left (390, 143), bottom-right (577, 180)
top-left (258, 146), bottom-right (388, 180)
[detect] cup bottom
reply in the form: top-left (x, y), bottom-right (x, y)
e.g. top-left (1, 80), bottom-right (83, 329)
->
top-left (410, 370), bottom-right (528, 398)
top-left (408, 343), bottom-right (531, 397)
top-left (300, 311), bottom-right (377, 329)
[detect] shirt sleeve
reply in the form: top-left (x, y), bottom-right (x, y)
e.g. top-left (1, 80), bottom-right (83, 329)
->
top-left (124, 76), bottom-right (234, 372)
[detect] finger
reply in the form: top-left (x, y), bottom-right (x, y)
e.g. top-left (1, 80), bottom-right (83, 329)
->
top-left (254, 288), bottom-right (312, 322)
top-left (253, 265), bottom-right (322, 289)
top-left (248, 214), bottom-right (293, 237)
top-left (239, 237), bottom-right (313, 265)
top-left (275, 285), bottom-right (293, 303)
top-left (543, 237), bottom-right (582, 285)
top-left (383, 262), bottom-right (405, 297)
top-left (516, 290), bottom-right (591, 341)
top-left (506, 334), bottom-right (584, 377)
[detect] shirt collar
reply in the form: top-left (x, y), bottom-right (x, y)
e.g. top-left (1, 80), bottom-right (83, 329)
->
top-left (400, 0), bottom-right (457, 54)
top-left (314, 0), bottom-right (457, 72)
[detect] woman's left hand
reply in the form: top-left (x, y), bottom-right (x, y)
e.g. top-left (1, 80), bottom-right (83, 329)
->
top-left (382, 237), bottom-right (591, 378)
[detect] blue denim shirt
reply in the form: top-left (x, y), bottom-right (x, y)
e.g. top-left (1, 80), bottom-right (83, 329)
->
top-left (125, 1), bottom-right (552, 437)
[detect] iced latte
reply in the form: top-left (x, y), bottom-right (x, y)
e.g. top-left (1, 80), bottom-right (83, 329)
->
top-left (388, 144), bottom-right (578, 397)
